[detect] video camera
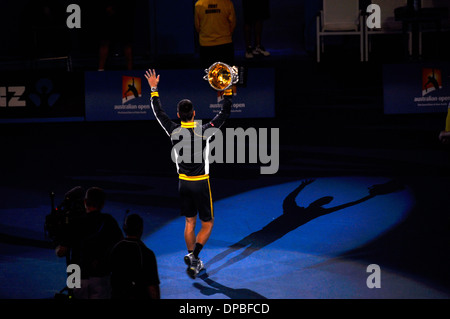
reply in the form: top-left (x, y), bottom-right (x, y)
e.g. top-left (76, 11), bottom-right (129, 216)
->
top-left (44, 186), bottom-right (86, 245)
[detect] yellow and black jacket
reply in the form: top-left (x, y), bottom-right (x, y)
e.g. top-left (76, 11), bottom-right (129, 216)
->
top-left (150, 91), bottom-right (232, 180)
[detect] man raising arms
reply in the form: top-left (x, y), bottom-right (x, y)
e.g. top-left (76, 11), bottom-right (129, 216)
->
top-left (145, 69), bottom-right (232, 278)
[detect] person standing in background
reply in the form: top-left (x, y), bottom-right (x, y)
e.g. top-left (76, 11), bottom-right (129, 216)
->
top-left (195, 0), bottom-right (236, 68)
top-left (97, 0), bottom-right (137, 71)
top-left (242, 0), bottom-right (271, 59)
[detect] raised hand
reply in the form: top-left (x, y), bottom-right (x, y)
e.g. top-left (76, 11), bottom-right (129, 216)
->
top-left (145, 69), bottom-right (160, 88)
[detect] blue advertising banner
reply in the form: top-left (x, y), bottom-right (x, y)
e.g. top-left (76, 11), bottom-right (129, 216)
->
top-left (0, 71), bottom-right (85, 123)
top-left (85, 68), bottom-right (275, 121)
top-left (383, 63), bottom-right (450, 114)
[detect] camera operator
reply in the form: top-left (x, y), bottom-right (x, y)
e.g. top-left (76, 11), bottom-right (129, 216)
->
top-left (55, 187), bottom-right (123, 299)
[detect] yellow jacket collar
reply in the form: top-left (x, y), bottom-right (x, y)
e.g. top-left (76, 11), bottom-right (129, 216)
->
top-left (181, 121), bottom-right (197, 128)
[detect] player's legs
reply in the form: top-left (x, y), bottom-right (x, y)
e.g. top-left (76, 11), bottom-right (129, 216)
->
top-left (184, 216), bottom-right (197, 252)
top-left (184, 216), bottom-right (214, 263)
top-left (194, 178), bottom-right (214, 254)
top-left (180, 178), bottom-right (214, 278)
top-left (196, 218), bottom-right (214, 247)
top-left (180, 179), bottom-right (197, 252)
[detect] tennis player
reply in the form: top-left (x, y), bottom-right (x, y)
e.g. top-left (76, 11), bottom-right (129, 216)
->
top-left (145, 69), bottom-right (232, 278)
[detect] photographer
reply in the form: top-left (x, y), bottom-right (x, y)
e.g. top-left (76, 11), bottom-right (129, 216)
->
top-left (55, 187), bottom-right (123, 299)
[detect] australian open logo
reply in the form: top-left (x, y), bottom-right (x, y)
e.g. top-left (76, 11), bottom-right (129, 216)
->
top-left (422, 68), bottom-right (442, 96)
top-left (122, 76), bottom-right (142, 104)
top-left (414, 67), bottom-right (450, 107)
top-left (115, 75), bottom-right (150, 115)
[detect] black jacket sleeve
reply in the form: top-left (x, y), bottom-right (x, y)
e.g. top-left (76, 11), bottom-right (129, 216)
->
top-left (151, 93), bottom-right (178, 136)
top-left (205, 95), bottom-right (232, 131)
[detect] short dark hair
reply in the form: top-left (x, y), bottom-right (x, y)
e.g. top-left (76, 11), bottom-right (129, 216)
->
top-left (123, 213), bottom-right (143, 237)
top-left (177, 99), bottom-right (194, 122)
top-left (84, 187), bottom-right (106, 210)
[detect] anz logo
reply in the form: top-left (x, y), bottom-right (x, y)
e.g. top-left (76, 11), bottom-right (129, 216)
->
top-left (0, 78), bottom-right (60, 108)
top-left (29, 78), bottom-right (60, 107)
top-left (0, 86), bottom-right (26, 107)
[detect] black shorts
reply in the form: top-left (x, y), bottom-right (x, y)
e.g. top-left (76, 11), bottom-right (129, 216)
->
top-left (178, 178), bottom-right (214, 222)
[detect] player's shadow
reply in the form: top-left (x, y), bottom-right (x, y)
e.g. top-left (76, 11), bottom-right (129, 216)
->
top-left (193, 273), bottom-right (267, 299)
top-left (206, 179), bottom-right (404, 275)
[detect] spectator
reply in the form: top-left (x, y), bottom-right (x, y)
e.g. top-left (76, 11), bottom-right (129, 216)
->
top-left (97, 0), bottom-right (137, 70)
top-left (242, 0), bottom-right (271, 58)
top-left (195, 0), bottom-right (236, 68)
